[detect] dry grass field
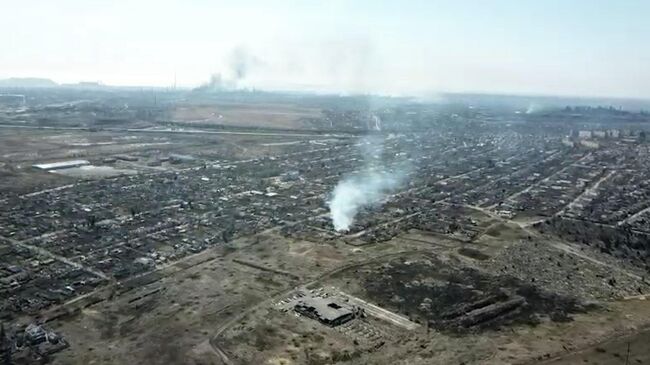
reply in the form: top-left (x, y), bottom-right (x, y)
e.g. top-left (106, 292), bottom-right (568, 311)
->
top-left (172, 102), bottom-right (322, 130)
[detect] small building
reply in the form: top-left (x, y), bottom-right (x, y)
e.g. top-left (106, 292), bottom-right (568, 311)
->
top-left (114, 155), bottom-right (138, 162)
top-left (294, 297), bottom-right (354, 326)
top-left (169, 154), bottom-right (194, 164)
top-left (25, 324), bottom-right (47, 345)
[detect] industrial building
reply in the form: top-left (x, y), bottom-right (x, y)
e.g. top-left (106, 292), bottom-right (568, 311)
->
top-left (32, 160), bottom-right (90, 170)
top-left (0, 94), bottom-right (26, 108)
top-left (294, 296), bottom-right (355, 326)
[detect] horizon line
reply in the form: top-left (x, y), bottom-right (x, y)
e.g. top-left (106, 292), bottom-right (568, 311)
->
top-left (2, 76), bottom-right (650, 104)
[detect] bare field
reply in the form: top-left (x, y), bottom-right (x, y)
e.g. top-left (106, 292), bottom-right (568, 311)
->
top-left (0, 127), bottom-right (322, 194)
top-left (539, 319), bottom-right (650, 365)
top-left (0, 166), bottom-right (74, 194)
top-left (172, 102), bottom-right (322, 130)
top-left (46, 234), bottom-right (427, 364)
top-left (48, 236), bottom-right (286, 365)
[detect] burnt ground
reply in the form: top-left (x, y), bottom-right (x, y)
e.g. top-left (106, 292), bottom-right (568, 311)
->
top-left (535, 217), bottom-right (650, 272)
top-left (360, 255), bottom-right (592, 334)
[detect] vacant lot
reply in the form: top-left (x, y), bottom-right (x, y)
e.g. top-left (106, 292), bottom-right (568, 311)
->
top-left (172, 102), bottom-right (322, 130)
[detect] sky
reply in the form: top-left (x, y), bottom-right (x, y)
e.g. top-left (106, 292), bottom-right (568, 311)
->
top-left (2, 0), bottom-right (650, 98)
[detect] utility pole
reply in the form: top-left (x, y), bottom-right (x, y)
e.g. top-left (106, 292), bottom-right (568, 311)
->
top-left (0, 323), bottom-right (12, 365)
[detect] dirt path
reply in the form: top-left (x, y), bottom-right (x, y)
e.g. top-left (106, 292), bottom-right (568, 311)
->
top-left (548, 241), bottom-right (643, 281)
top-left (339, 290), bottom-right (420, 330)
top-left (555, 169), bottom-right (616, 217)
top-left (619, 204), bottom-right (650, 226)
top-left (463, 203), bottom-right (645, 282)
top-left (536, 324), bottom-right (650, 365)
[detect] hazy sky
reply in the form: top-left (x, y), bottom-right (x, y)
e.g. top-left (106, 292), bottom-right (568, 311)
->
top-left (3, 0), bottom-right (650, 98)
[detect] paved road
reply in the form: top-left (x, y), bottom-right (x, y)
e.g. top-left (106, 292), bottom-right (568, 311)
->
top-left (0, 123), bottom-right (353, 138)
top-left (339, 290), bottom-right (420, 330)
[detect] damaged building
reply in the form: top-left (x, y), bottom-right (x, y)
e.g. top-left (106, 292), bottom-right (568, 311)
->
top-left (294, 297), bottom-right (356, 327)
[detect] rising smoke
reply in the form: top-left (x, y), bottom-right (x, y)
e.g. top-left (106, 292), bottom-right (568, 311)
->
top-left (525, 103), bottom-right (543, 114)
top-left (370, 114), bottom-right (382, 131)
top-left (228, 46), bottom-right (260, 81)
top-left (328, 170), bottom-right (403, 231)
top-left (328, 135), bottom-right (409, 231)
top-left (194, 46), bottom-right (261, 91)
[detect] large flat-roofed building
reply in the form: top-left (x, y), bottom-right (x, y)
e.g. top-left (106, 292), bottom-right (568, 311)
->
top-left (32, 160), bottom-right (90, 170)
top-left (0, 94), bottom-right (26, 107)
top-left (294, 297), bottom-right (354, 326)
top-left (578, 130), bottom-right (592, 139)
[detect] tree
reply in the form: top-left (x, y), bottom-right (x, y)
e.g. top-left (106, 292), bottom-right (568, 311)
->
top-left (86, 215), bottom-right (97, 228)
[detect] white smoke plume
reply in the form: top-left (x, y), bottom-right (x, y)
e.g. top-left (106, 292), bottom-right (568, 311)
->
top-left (328, 135), bottom-right (409, 231)
top-left (372, 114), bottom-right (382, 131)
top-left (328, 170), bottom-right (402, 231)
top-left (525, 103), bottom-right (543, 114)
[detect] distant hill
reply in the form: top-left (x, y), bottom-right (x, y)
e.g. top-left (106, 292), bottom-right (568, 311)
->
top-left (0, 77), bottom-right (58, 88)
